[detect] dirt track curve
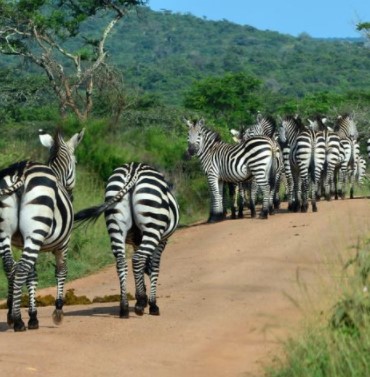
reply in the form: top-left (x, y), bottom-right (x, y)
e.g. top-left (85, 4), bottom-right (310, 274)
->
top-left (1, 198), bottom-right (370, 377)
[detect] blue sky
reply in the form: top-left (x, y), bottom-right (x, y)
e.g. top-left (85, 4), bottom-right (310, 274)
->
top-left (148, 0), bottom-right (370, 38)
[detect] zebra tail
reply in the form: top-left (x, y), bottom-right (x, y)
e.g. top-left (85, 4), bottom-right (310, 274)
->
top-left (74, 163), bottom-right (143, 228)
top-left (269, 146), bottom-right (278, 189)
top-left (74, 203), bottom-right (108, 227)
top-left (310, 142), bottom-right (316, 184)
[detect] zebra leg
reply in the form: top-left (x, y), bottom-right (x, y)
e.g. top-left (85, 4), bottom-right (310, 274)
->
top-left (0, 243), bottom-right (16, 327)
top-left (337, 167), bottom-right (346, 199)
top-left (292, 171), bottom-right (301, 212)
top-left (259, 183), bottom-right (270, 219)
top-left (26, 265), bottom-right (39, 329)
top-left (301, 177), bottom-right (309, 213)
top-left (207, 177), bottom-right (225, 223)
top-left (12, 254), bottom-right (36, 332)
top-left (249, 180), bottom-right (257, 218)
top-left (113, 245), bottom-right (130, 318)
top-left (145, 240), bottom-right (167, 316)
top-left (228, 183), bottom-right (237, 219)
top-left (349, 172), bottom-right (355, 199)
top-left (132, 249), bottom-right (149, 316)
top-left (52, 248), bottom-right (68, 325)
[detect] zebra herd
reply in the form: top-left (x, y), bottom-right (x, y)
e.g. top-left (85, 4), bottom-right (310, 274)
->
top-left (185, 112), bottom-right (367, 222)
top-left (0, 129), bottom-right (179, 331)
top-left (0, 114), bottom-right (367, 332)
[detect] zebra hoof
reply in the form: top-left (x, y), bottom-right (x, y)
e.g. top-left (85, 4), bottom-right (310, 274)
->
top-left (119, 303), bottom-right (129, 318)
top-left (149, 303), bottom-right (160, 316)
top-left (134, 305), bottom-right (145, 316)
top-left (134, 295), bottom-right (148, 316)
top-left (259, 210), bottom-right (268, 219)
top-left (52, 309), bottom-right (64, 325)
top-left (207, 213), bottom-right (225, 223)
top-left (28, 318), bottom-right (39, 330)
top-left (7, 312), bottom-right (14, 327)
top-left (28, 311), bottom-right (39, 329)
top-left (14, 318), bottom-right (26, 332)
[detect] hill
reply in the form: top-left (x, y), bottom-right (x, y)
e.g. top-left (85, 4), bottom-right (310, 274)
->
top-left (104, 6), bottom-right (370, 105)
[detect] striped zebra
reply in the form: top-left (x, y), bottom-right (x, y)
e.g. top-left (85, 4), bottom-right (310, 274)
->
top-left (279, 115), bottom-right (326, 212)
top-left (0, 128), bottom-right (84, 331)
top-left (186, 118), bottom-right (278, 220)
top-left (334, 114), bottom-right (359, 199)
top-left (74, 162), bottom-right (179, 318)
top-left (231, 114), bottom-right (284, 213)
top-left (308, 115), bottom-right (341, 200)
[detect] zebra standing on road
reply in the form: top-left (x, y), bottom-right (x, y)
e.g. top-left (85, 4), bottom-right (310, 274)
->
top-left (279, 115), bottom-right (326, 212)
top-left (186, 118), bottom-right (278, 220)
top-left (233, 114), bottom-right (284, 211)
top-left (308, 115), bottom-right (341, 200)
top-left (74, 162), bottom-right (179, 318)
top-left (0, 128), bottom-right (84, 332)
top-left (334, 114), bottom-right (359, 199)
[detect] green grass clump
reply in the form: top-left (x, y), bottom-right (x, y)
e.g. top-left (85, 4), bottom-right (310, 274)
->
top-left (264, 242), bottom-right (370, 377)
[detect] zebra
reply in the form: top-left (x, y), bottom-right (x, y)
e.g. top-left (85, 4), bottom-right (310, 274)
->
top-left (234, 114), bottom-right (284, 211)
top-left (308, 115), bottom-right (341, 200)
top-left (334, 114), bottom-right (359, 199)
top-left (186, 118), bottom-right (278, 220)
top-left (279, 115), bottom-right (326, 212)
top-left (74, 162), bottom-right (179, 318)
top-left (0, 128), bottom-right (85, 332)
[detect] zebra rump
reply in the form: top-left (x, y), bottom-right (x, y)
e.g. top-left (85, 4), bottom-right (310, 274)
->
top-left (74, 162), bottom-right (179, 318)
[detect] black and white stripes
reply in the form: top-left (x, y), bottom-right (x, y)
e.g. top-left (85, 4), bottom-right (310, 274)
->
top-left (74, 162), bottom-right (179, 318)
top-left (0, 128), bottom-right (84, 331)
top-left (186, 118), bottom-right (279, 220)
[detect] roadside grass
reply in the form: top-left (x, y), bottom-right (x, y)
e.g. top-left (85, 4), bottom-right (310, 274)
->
top-left (264, 237), bottom-right (370, 377)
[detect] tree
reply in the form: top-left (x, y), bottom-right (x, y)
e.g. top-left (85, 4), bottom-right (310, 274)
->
top-left (183, 72), bottom-right (263, 128)
top-left (357, 22), bottom-right (370, 39)
top-left (0, 0), bottom-right (146, 121)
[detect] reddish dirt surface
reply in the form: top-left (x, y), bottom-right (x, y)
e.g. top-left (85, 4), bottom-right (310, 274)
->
top-left (1, 198), bottom-right (370, 377)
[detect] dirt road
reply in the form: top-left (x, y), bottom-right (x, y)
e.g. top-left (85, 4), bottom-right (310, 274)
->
top-left (1, 199), bottom-right (370, 377)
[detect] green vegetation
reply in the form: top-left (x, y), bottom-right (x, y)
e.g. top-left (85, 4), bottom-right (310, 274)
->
top-left (0, 12), bottom-right (370, 377)
top-left (265, 242), bottom-right (370, 377)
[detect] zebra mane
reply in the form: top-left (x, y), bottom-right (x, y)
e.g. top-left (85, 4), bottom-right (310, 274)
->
top-left (257, 114), bottom-right (277, 137)
top-left (283, 115), bottom-right (306, 131)
top-left (202, 123), bottom-right (222, 143)
top-left (47, 128), bottom-right (66, 165)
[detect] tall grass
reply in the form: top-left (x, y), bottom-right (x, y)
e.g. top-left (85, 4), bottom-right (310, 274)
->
top-left (264, 241), bottom-right (370, 377)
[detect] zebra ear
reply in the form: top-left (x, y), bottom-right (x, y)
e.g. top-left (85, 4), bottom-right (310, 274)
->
top-left (184, 118), bottom-right (194, 128)
top-left (39, 130), bottom-right (54, 149)
top-left (67, 128), bottom-right (85, 151)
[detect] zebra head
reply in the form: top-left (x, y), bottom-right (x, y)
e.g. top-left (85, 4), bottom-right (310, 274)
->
top-left (335, 113), bottom-right (358, 140)
top-left (279, 115), bottom-right (305, 145)
top-left (185, 118), bottom-right (204, 156)
top-left (39, 128), bottom-right (85, 199)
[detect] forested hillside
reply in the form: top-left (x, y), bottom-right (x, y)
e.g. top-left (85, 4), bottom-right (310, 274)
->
top-left (106, 6), bottom-right (370, 104)
top-left (1, 5), bottom-right (370, 109)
